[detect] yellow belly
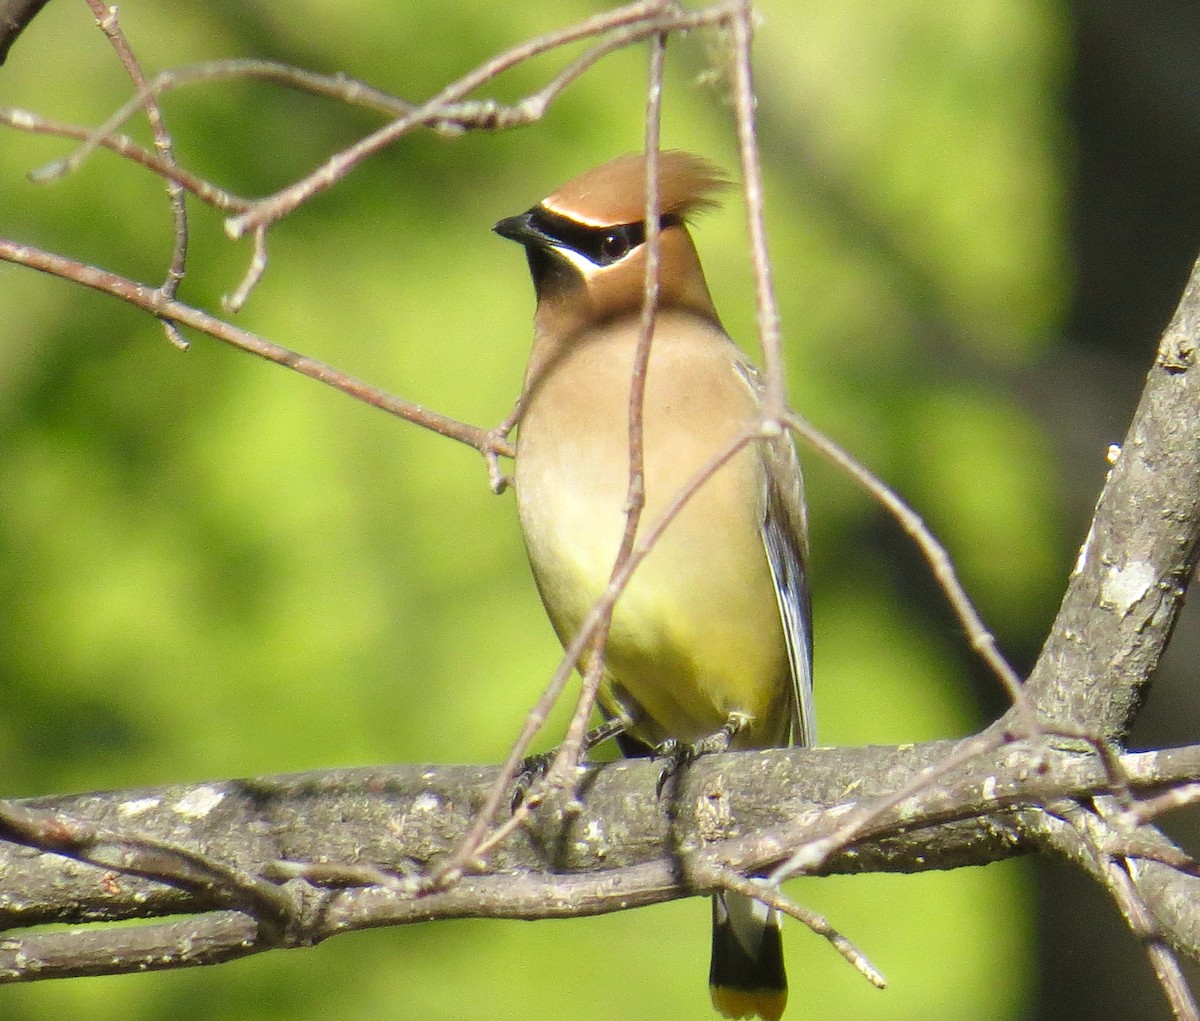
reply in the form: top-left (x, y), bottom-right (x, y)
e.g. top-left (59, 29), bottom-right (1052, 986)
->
top-left (514, 317), bottom-right (790, 750)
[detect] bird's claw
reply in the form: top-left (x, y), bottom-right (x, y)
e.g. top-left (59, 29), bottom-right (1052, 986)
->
top-left (511, 752), bottom-right (552, 811)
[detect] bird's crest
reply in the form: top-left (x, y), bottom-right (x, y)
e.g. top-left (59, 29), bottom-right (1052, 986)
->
top-left (541, 150), bottom-right (728, 228)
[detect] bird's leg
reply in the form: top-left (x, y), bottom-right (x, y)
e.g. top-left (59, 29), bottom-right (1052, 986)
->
top-left (511, 715), bottom-right (631, 810)
top-left (655, 712), bottom-right (751, 797)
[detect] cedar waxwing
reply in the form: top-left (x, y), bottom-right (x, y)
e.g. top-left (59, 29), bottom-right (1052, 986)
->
top-left (495, 150), bottom-right (813, 1021)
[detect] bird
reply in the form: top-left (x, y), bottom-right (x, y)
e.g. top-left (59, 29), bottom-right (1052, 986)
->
top-left (494, 150), bottom-right (813, 1021)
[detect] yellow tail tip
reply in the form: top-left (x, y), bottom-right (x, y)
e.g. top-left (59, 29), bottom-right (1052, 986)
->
top-left (711, 986), bottom-right (787, 1021)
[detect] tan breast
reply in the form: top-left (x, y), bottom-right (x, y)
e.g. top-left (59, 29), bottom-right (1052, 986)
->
top-left (514, 309), bottom-right (790, 747)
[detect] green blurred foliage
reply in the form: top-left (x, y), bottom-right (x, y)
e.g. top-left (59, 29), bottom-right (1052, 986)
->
top-left (0, 0), bottom-right (1070, 1018)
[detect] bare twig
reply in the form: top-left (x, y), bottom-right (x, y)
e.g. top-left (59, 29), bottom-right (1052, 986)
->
top-left (484, 399), bottom-right (524, 495)
top-left (0, 238), bottom-right (510, 458)
top-left (703, 865), bottom-right (886, 989)
top-left (222, 225), bottom-right (269, 314)
top-left (1111, 861), bottom-right (1199, 1021)
top-left (771, 729), bottom-right (1005, 882)
top-left (728, 0), bottom-right (786, 417)
top-left (1125, 784), bottom-right (1200, 827)
top-left (86, 0), bottom-right (190, 349)
top-left (223, 2), bottom-right (735, 238)
top-left (26, 59), bottom-right (420, 185)
top-left (1054, 801), bottom-right (1200, 1021)
top-left (543, 29), bottom-right (669, 803)
top-left (782, 410), bottom-right (1029, 708)
top-left (0, 105), bottom-right (250, 209)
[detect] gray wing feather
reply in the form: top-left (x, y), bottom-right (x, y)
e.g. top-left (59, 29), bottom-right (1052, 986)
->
top-left (762, 435), bottom-right (815, 748)
top-left (731, 356), bottom-right (815, 749)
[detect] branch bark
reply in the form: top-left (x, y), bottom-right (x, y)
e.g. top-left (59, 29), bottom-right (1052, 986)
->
top-left (1021, 253), bottom-right (1200, 739)
top-left (3, 738), bottom-right (1200, 984)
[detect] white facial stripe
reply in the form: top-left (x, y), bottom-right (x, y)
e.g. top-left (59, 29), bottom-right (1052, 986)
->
top-left (550, 243), bottom-right (605, 274)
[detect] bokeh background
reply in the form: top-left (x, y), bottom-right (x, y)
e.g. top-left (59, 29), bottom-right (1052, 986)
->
top-left (1, 1), bottom-right (1198, 1018)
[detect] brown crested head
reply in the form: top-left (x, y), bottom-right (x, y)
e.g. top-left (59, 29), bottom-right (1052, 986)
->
top-left (540, 150), bottom-right (728, 227)
top-left (494, 151), bottom-right (729, 334)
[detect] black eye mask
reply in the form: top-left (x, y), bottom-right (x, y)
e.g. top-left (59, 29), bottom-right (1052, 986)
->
top-left (521, 207), bottom-right (682, 267)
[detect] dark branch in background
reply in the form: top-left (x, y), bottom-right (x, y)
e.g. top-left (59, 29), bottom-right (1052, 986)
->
top-left (0, 0), bottom-right (49, 65)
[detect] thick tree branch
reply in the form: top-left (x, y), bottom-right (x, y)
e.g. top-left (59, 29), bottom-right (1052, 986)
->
top-left (3, 739), bottom-right (1200, 983)
top-left (1022, 253), bottom-right (1200, 739)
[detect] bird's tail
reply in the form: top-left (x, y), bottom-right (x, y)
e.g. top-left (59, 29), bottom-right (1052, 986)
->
top-left (709, 890), bottom-right (787, 1021)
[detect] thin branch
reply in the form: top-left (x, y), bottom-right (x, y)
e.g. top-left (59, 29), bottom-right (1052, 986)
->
top-left (782, 410), bottom-right (1029, 708)
top-left (770, 729), bottom-right (1004, 883)
top-left (728, 0), bottom-right (786, 417)
top-left (26, 60), bottom-right (422, 184)
top-left (1125, 784), bottom-right (1200, 827)
top-left (86, 0), bottom-right (190, 349)
top-left (1057, 801), bottom-right (1200, 1021)
top-left (484, 398), bottom-right (524, 495)
top-left (544, 28), bottom-right (669, 806)
top-left (223, 2), bottom-right (735, 237)
top-left (703, 865), bottom-right (886, 989)
top-left (0, 106), bottom-right (251, 210)
top-left (1112, 863), bottom-right (1199, 1021)
top-left (222, 225), bottom-right (268, 314)
top-left (0, 238), bottom-right (510, 458)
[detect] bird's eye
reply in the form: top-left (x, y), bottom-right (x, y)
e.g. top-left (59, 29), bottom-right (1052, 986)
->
top-left (600, 231), bottom-right (631, 264)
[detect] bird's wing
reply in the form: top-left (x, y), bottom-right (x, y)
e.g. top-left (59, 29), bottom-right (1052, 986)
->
top-left (762, 433), bottom-right (815, 749)
top-left (730, 354), bottom-right (815, 749)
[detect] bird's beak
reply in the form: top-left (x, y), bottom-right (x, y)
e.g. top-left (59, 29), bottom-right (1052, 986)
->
top-left (494, 208), bottom-right (552, 248)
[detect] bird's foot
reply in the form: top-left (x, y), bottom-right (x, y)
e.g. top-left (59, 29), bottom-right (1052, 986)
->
top-left (654, 713), bottom-right (751, 796)
top-left (510, 716), bottom-right (631, 810)
top-left (511, 751), bottom-right (553, 810)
